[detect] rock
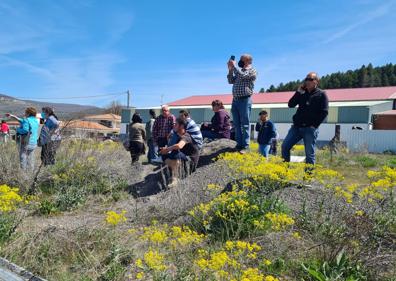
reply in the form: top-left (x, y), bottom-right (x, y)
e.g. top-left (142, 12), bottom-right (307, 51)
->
top-left (130, 138), bottom-right (237, 198)
top-left (198, 139), bottom-right (237, 167)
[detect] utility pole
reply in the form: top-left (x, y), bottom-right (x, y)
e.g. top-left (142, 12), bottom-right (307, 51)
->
top-left (160, 94), bottom-right (164, 105)
top-left (127, 90), bottom-right (130, 108)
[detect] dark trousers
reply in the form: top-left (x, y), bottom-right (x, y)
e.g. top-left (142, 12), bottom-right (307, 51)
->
top-left (147, 138), bottom-right (157, 163)
top-left (41, 141), bottom-right (60, 166)
top-left (157, 137), bottom-right (169, 149)
top-left (130, 141), bottom-right (145, 163)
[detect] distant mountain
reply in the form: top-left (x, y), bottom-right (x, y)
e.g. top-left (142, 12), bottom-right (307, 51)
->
top-left (0, 93), bottom-right (105, 120)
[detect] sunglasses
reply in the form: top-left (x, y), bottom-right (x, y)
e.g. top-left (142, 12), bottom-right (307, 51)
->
top-left (305, 77), bottom-right (315, 82)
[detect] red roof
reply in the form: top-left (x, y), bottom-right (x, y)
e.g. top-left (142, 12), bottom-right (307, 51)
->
top-left (168, 86), bottom-right (396, 107)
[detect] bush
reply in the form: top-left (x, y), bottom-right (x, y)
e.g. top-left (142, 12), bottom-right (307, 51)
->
top-left (302, 250), bottom-right (367, 281)
top-left (355, 155), bottom-right (378, 168)
top-left (188, 188), bottom-right (292, 241)
top-left (0, 213), bottom-right (18, 245)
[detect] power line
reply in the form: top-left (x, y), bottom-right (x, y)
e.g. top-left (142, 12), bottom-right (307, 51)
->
top-left (12, 91), bottom-right (127, 100)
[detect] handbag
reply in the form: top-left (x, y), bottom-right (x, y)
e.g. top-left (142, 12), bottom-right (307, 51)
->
top-left (123, 139), bottom-right (131, 151)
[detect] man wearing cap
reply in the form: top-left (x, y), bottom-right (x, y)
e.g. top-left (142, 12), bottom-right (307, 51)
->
top-left (227, 54), bottom-right (257, 153)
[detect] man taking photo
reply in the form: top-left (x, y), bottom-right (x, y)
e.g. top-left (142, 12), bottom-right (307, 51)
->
top-left (281, 72), bottom-right (329, 165)
top-left (227, 54), bottom-right (257, 153)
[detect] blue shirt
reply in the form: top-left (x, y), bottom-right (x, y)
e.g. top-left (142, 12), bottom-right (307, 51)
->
top-left (40, 115), bottom-right (61, 145)
top-left (17, 116), bottom-right (39, 147)
top-left (255, 120), bottom-right (276, 145)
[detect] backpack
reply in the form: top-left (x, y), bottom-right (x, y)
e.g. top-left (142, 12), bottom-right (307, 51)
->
top-left (17, 119), bottom-right (32, 147)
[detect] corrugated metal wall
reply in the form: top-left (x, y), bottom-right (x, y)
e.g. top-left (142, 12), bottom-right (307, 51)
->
top-left (344, 130), bottom-right (396, 153)
top-left (338, 107), bottom-right (369, 123)
top-left (270, 108), bottom-right (297, 122)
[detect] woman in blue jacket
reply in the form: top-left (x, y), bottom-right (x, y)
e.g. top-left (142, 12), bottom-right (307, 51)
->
top-left (255, 110), bottom-right (277, 158)
top-left (39, 107), bottom-right (61, 166)
top-left (7, 107), bottom-right (40, 170)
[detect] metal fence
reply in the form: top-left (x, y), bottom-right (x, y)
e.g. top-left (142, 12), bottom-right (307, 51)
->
top-left (344, 130), bottom-right (396, 153)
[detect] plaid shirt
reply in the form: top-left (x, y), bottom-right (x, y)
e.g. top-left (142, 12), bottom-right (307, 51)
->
top-left (152, 114), bottom-right (176, 143)
top-left (227, 66), bottom-right (257, 99)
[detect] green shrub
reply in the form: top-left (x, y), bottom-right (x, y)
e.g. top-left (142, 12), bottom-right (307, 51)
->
top-left (355, 155), bottom-right (378, 168)
top-left (387, 157), bottom-right (396, 168)
top-left (0, 213), bottom-right (17, 245)
top-left (188, 188), bottom-right (291, 241)
top-left (37, 199), bottom-right (59, 215)
top-left (302, 250), bottom-right (367, 281)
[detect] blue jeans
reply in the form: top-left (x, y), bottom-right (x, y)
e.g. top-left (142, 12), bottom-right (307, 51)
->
top-left (259, 144), bottom-right (270, 158)
top-left (147, 139), bottom-right (157, 162)
top-left (281, 126), bottom-right (319, 164)
top-left (231, 97), bottom-right (252, 149)
top-left (19, 144), bottom-right (36, 171)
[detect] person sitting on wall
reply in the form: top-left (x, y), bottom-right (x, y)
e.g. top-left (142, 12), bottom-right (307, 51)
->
top-left (169, 110), bottom-right (203, 149)
top-left (281, 72), bottom-right (329, 165)
top-left (201, 100), bottom-right (231, 140)
top-left (159, 118), bottom-right (200, 187)
top-left (255, 110), bottom-right (277, 158)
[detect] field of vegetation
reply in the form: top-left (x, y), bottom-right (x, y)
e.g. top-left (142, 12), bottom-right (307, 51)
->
top-left (0, 140), bottom-right (395, 281)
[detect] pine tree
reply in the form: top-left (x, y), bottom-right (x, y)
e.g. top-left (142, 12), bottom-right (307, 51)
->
top-left (261, 63), bottom-right (395, 92)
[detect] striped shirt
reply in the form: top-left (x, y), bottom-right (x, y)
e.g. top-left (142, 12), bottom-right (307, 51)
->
top-left (227, 66), bottom-right (257, 99)
top-left (186, 118), bottom-right (203, 148)
top-left (169, 118), bottom-right (203, 149)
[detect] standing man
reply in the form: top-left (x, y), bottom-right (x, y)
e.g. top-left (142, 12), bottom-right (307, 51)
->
top-left (145, 109), bottom-right (157, 163)
top-left (227, 54), bottom-right (257, 153)
top-left (152, 105), bottom-right (176, 150)
top-left (281, 72), bottom-right (329, 165)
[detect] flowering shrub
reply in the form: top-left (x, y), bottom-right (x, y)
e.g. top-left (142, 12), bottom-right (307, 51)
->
top-left (128, 221), bottom-right (206, 280)
top-left (0, 184), bottom-right (23, 212)
top-left (194, 241), bottom-right (279, 281)
top-left (127, 221), bottom-right (282, 281)
top-left (188, 189), bottom-right (292, 240)
top-left (105, 210), bottom-right (127, 226)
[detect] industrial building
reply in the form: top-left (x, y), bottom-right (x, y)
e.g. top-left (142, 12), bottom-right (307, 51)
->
top-left (122, 86), bottom-right (396, 143)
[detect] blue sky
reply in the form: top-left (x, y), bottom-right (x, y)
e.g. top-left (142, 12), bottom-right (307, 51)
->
top-left (1, 0), bottom-right (395, 108)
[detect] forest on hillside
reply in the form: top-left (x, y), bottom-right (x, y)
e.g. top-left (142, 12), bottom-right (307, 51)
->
top-left (261, 63), bottom-right (396, 93)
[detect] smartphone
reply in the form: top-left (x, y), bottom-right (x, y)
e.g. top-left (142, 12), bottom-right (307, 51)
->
top-left (230, 55), bottom-right (235, 61)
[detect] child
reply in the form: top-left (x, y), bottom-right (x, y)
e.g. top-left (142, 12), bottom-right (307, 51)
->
top-left (255, 110), bottom-right (277, 158)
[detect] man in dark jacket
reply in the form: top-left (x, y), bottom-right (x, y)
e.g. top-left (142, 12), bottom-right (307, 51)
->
top-left (255, 110), bottom-right (276, 158)
top-left (281, 72), bottom-right (329, 164)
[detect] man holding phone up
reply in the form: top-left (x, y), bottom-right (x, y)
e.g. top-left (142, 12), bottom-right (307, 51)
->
top-left (227, 54), bottom-right (257, 153)
top-left (281, 72), bottom-right (328, 165)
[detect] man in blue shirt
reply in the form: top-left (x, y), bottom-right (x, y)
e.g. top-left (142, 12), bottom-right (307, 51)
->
top-left (255, 110), bottom-right (276, 158)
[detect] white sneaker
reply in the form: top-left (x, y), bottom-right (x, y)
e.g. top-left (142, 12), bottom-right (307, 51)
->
top-left (168, 178), bottom-right (179, 188)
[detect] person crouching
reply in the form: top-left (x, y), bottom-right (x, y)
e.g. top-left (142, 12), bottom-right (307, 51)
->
top-left (159, 118), bottom-right (199, 187)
